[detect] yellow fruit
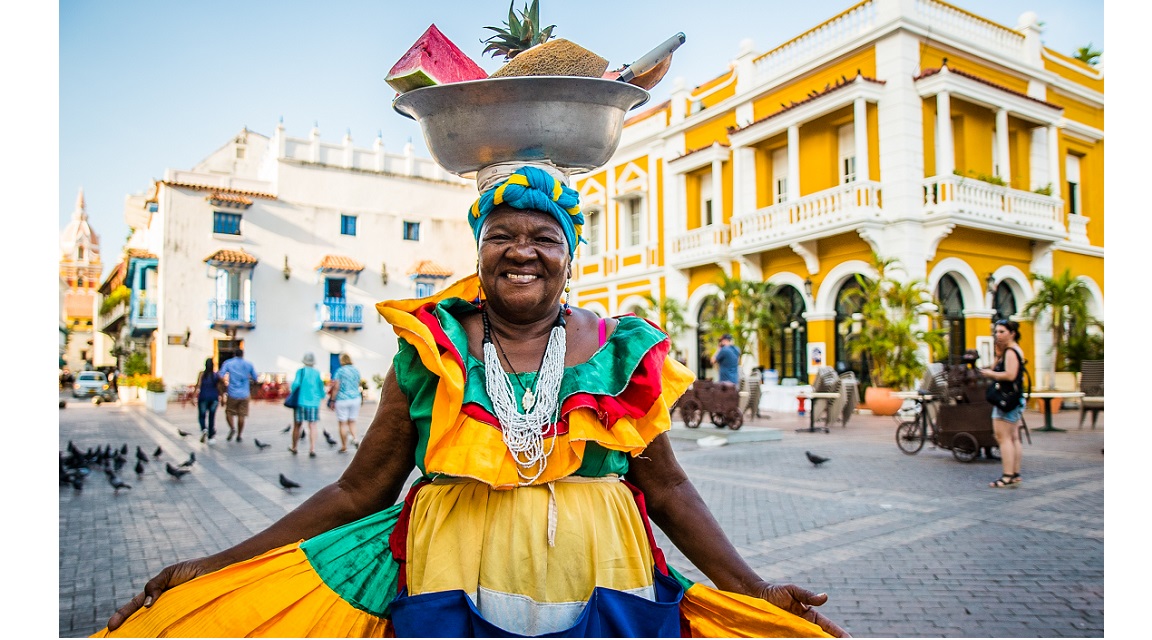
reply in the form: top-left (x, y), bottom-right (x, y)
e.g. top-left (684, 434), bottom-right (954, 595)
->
top-left (489, 38), bottom-right (609, 78)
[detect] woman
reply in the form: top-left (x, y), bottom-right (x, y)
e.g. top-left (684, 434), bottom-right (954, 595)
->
top-left (288, 352), bottom-right (326, 458)
top-left (188, 358), bottom-right (221, 444)
top-left (99, 166), bottom-right (845, 638)
top-left (980, 319), bottom-right (1026, 488)
top-left (329, 352), bottom-right (363, 452)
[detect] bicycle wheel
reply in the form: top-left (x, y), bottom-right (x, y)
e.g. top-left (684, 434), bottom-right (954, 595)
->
top-left (896, 420), bottom-right (925, 454)
top-left (951, 432), bottom-right (979, 463)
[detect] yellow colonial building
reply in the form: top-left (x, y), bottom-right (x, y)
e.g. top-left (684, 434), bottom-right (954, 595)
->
top-left (571, 0), bottom-right (1103, 387)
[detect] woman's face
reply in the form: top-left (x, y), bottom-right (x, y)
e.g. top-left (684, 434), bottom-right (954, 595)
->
top-left (993, 323), bottom-right (1013, 345)
top-left (478, 205), bottom-right (571, 322)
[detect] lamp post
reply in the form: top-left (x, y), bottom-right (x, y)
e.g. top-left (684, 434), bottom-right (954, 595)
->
top-left (283, 256), bottom-right (292, 281)
top-left (803, 277), bottom-right (813, 298)
top-left (985, 273), bottom-right (995, 309)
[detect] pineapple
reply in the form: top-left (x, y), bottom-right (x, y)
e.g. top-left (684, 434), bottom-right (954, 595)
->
top-left (481, 0), bottom-right (556, 60)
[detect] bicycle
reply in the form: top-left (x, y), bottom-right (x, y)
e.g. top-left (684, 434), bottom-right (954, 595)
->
top-left (895, 391), bottom-right (937, 454)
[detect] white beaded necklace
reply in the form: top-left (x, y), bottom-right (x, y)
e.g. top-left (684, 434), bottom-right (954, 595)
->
top-left (482, 310), bottom-right (566, 484)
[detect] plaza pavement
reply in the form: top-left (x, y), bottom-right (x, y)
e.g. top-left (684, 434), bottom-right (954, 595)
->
top-left (59, 392), bottom-right (1104, 637)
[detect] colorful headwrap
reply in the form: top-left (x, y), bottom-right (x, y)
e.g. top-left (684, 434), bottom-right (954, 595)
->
top-left (468, 165), bottom-right (584, 258)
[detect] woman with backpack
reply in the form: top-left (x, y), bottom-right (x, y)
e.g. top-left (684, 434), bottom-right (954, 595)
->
top-left (979, 319), bottom-right (1026, 488)
top-left (189, 358), bottom-right (222, 444)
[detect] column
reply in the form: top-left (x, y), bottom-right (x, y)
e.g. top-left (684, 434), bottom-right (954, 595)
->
top-left (1047, 125), bottom-right (1062, 199)
top-left (787, 125), bottom-right (800, 202)
top-left (936, 92), bottom-right (954, 176)
top-left (733, 146), bottom-right (755, 218)
top-left (996, 109), bottom-right (1010, 182)
top-left (854, 97), bottom-right (869, 181)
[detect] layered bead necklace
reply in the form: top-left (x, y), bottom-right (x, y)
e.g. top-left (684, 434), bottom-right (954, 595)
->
top-left (482, 309), bottom-right (566, 484)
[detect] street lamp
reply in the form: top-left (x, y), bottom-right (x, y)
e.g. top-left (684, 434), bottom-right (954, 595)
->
top-left (803, 277), bottom-right (813, 297)
top-left (985, 272), bottom-right (995, 290)
top-left (283, 256), bottom-right (292, 281)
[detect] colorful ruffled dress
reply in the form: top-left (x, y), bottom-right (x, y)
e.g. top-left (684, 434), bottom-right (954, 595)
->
top-left (95, 276), bottom-right (829, 638)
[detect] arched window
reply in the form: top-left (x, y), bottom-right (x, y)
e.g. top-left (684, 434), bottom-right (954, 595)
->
top-left (992, 282), bottom-right (1017, 323)
top-left (834, 277), bottom-right (869, 385)
top-left (770, 285), bottom-right (807, 381)
top-left (936, 274), bottom-right (966, 364)
top-left (696, 295), bottom-right (724, 379)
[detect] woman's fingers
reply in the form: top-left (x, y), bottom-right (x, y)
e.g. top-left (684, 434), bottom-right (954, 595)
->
top-left (106, 590), bottom-right (147, 631)
top-left (758, 583), bottom-right (850, 638)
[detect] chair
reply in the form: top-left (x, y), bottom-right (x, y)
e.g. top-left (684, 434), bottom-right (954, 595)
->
top-left (1078, 360), bottom-right (1104, 429)
top-left (739, 375), bottom-right (763, 419)
top-left (831, 371), bottom-right (860, 427)
top-left (811, 367), bottom-right (840, 428)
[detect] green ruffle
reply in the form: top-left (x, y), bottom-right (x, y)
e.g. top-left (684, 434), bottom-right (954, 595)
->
top-left (300, 503), bottom-right (404, 617)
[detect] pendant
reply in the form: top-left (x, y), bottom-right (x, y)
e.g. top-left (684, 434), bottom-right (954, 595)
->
top-left (522, 388), bottom-right (536, 411)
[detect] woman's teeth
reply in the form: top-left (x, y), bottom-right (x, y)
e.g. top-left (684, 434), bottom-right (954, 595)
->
top-left (506, 274), bottom-right (538, 283)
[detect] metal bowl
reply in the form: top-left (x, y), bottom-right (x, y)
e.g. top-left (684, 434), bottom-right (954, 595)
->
top-left (393, 76), bottom-right (650, 178)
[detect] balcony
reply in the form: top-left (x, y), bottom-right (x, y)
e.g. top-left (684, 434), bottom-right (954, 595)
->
top-left (729, 181), bottom-right (884, 254)
top-left (208, 299), bottom-right (256, 330)
top-left (669, 224), bottom-right (731, 269)
top-left (315, 299), bottom-right (364, 331)
top-left (130, 300), bottom-right (158, 337)
top-left (98, 300), bottom-right (128, 336)
top-left (921, 175), bottom-right (1066, 241)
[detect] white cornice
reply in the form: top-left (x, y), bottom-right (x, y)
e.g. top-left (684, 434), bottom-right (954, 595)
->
top-left (729, 80), bottom-right (885, 148)
top-left (914, 67), bottom-right (1062, 125)
top-left (667, 143), bottom-right (731, 175)
top-left (1053, 241), bottom-right (1104, 258)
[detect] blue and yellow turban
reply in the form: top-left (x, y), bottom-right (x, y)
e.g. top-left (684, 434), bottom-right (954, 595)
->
top-left (468, 165), bottom-right (584, 258)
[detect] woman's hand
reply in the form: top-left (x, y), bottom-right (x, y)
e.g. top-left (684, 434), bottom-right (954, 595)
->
top-left (754, 581), bottom-right (850, 638)
top-left (106, 558), bottom-right (215, 631)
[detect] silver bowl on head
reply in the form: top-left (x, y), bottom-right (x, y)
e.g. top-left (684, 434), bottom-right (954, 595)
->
top-left (393, 76), bottom-right (650, 178)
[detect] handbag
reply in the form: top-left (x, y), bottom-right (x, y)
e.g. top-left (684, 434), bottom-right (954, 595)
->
top-left (284, 386), bottom-right (301, 409)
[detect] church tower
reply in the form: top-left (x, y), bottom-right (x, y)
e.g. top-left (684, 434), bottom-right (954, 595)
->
top-left (60, 187), bottom-right (103, 370)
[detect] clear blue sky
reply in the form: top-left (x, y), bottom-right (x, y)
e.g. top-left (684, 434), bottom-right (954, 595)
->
top-left (53, 0), bottom-right (1102, 276)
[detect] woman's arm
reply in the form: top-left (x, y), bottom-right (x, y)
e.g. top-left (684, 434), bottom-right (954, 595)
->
top-left (107, 369), bottom-right (419, 630)
top-left (980, 348), bottom-right (1020, 382)
top-left (626, 434), bottom-right (848, 637)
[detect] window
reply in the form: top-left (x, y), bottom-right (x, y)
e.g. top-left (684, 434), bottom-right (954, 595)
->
top-left (624, 197), bottom-right (642, 246)
top-left (236, 147), bottom-right (246, 159)
top-left (403, 221), bottom-right (421, 241)
top-left (325, 277), bottom-right (346, 300)
top-left (148, 202), bottom-right (158, 213)
top-left (699, 174), bottom-right (714, 226)
top-left (586, 209), bottom-right (601, 255)
top-left (213, 211), bottom-right (242, 235)
top-left (415, 282), bottom-right (434, 297)
top-left (1066, 154), bottom-right (1082, 215)
top-left (772, 147), bottom-right (788, 203)
top-left (838, 124), bottom-right (856, 183)
top-left (340, 214), bottom-right (357, 236)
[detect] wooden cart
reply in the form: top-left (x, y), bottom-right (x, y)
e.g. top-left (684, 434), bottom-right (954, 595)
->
top-left (676, 380), bottom-right (743, 430)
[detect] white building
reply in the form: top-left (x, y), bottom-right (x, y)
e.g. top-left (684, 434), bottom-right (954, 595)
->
top-left (109, 123), bottom-right (478, 389)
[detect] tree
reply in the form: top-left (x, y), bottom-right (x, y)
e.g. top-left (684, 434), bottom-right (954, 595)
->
top-left (845, 253), bottom-right (947, 389)
top-left (1021, 269), bottom-right (1097, 373)
top-left (635, 293), bottom-right (689, 360)
top-left (1073, 43), bottom-right (1102, 66)
top-left (704, 273), bottom-right (788, 360)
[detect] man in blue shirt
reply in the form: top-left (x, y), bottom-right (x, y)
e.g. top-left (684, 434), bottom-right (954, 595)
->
top-left (711, 333), bottom-right (741, 384)
top-left (219, 349), bottom-right (259, 442)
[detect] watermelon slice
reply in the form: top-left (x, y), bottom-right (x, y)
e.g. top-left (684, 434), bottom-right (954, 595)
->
top-left (385, 24), bottom-right (489, 93)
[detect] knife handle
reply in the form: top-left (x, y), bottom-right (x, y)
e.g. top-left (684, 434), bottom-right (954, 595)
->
top-left (618, 32), bottom-right (686, 83)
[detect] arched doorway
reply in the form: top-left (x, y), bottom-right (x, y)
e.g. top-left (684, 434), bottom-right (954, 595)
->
top-left (771, 285), bottom-right (807, 382)
top-left (936, 274), bottom-right (966, 364)
top-left (834, 278), bottom-right (869, 385)
top-left (696, 295), bottom-right (724, 380)
top-left (992, 281), bottom-right (1017, 323)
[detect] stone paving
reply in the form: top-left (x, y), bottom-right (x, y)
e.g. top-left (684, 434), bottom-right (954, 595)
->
top-left (58, 393), bottom-right (1104, 637)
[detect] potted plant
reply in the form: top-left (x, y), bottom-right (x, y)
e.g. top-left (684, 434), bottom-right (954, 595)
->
top-left (846, 253), bottom-right (947, 415)
top-left (145, 377), bottom-right (168, 414)
top-left (1020, 268), bottom-right (1101, 410)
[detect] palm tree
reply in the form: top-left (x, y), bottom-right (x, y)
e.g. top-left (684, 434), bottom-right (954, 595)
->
top-left (636, 293), bottom-right (688, 359)
top-left (703, 273), bottom-right (789, 364)
top-left (1073, 43), bottom-right (1102, 66)
top-left (1021, 269), bottom-right (1096, 373)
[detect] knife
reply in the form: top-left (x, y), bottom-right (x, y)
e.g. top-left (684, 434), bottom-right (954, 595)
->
top-left (617, 32), bottom-right (686, 84)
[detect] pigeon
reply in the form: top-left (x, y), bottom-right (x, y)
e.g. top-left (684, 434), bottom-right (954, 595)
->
top-left (71, 476), bottom-right (85, 490)
top-left (60, 399), bottom-right (67, 409)
top-left (279, 474), bottom-right (301, 489)
top-left (136, 447), bottom-right (149, 463)
top-left (324, 431), bottom-right (337, 446)
top-left (166, 462), bottom-right (191, 479)
top-left (254, 439), bottom-right (271, 450)
top-left (108, 474), bottom-right (132, 491)
top-left (120, 444), bottom-right (129, 455)
top-left (153, 446), bottom-right (163, 458)
top-left (805, 451), bottom-right (831, 467)
top-left (134, 459), bottom-right (145, 475)
top-left (179, 452), bottom-right (197, 468)
top-left (177, 429), bottom-right (192, 438)
top-left (281, 425), bottom-right (292, 433)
